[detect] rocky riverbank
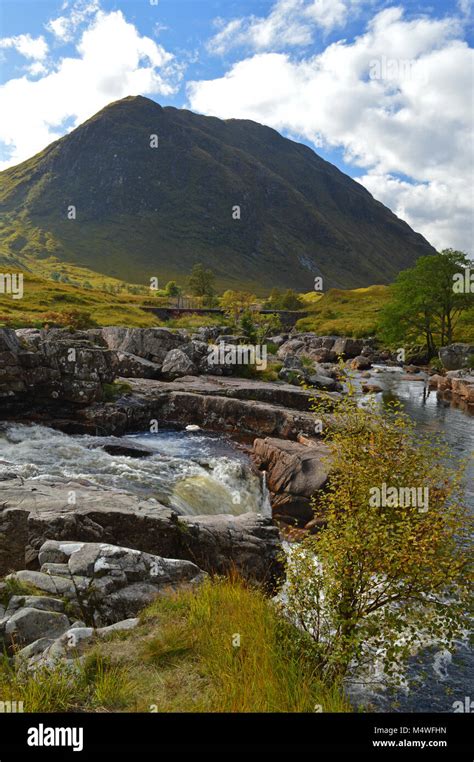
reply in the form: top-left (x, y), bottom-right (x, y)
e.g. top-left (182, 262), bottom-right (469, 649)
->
top-left (1, 323), bottom-right (473, 666)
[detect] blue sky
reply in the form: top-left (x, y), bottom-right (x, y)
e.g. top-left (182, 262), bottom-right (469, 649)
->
top-left (0, 0), bottom-right (472, 251)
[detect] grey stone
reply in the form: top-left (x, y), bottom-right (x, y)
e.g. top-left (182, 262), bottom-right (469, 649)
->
top-left (439, 343), bottom-right (474, 371)
top-left (161, 348), bottom-right (198, 380)
top-left (5, 607), bottom-right (71, 646)
top-left (96, 618), bottom-right (139, 636)
top-left (5, 595), bottom-right (64, 617)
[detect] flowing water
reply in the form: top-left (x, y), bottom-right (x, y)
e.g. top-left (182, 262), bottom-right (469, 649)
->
top-left (0, 368), bottom-right (471, 711)
top-left (0, 424), bottom-right (271, 518)
top-left (347, 368), bottom-right (473, 712)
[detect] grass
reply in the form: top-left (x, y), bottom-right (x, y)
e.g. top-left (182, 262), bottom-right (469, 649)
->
top-left (296, 285), bottom-right (474, 343)
top-left (296, 285), bottom-right (391, 338)
top-left (0, 271), bottom-right (165, 328)
top-left (0, 577), bottom-right (350, 713)
top-left (102, 381), bottom-right (133, 401)
top-left (0, 578), bottom-right (46, 608)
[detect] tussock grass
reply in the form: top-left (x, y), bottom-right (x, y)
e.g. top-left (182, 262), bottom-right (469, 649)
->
top-left (296, 286), bottom-right (390, 337)
top-left (0, 578), bottom-right (350, 713)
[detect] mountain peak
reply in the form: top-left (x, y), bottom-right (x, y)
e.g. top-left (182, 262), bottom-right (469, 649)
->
top-left (0, 99), bottom-right (434, 292)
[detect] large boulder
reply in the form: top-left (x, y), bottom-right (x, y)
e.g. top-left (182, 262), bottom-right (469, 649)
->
top-left (161, 348), bottom-right (198, 379)
top-left (439, 343), bottom-right (474, 371)
top-left (110, 352), bottom-right (162, 379)
top-left (101, 327), bottom-right (186, 364)
top-left (6, 541), bottom-right (206, 627)
top-left (253, 437), bottom-right (332, 526)
top-left (3, 607), bottom-right (71, 647)
top-left (350, 355), bottom-right (372, 370)
top-left (0, 327), bottom-right (115, 406)
top-left (307, 373), bottom-right (340, 391)
top-left (332, 337), bottom-right (363, 358)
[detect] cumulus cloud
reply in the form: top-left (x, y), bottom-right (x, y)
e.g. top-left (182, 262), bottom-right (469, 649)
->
top-left (190, 7), bottom-right (473, 252)
top-left (207, 0), bottom-right (362, 55)
top-left (0, 9), bottom-right (183, 168)
top-left (46, 0), bottom-right (100, 43)
top-left (0, 34), bottom-right (49, 61)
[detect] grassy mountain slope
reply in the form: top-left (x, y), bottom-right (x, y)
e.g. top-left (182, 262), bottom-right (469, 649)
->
top-left (0, 96), bottom-right (435, 293)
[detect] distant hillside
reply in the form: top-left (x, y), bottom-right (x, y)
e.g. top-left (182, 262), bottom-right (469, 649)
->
top-left (296, 286), bottom-right (391, 336)
top-left (297, 286), bottom-right (474, 342)
top-left (0, 96), bottom-right (435, 292)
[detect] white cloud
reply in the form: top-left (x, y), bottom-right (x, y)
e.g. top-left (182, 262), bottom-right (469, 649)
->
top-left (190, 7), bottom-right (473, 252)
top-left (207, 0), bottom-right (362, 55)
top-left (46, 0), bottom-right (100, 43)
top-left (0, 10), bottom-right (183, 168)
top-left (0, 34), bottom-right (49, 61)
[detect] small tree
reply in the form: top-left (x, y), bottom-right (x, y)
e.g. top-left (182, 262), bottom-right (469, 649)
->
top-left (164, 280), bottom-right (182, 305)
top-left (283, 393), bottom-right (471, 688)
top-left (264, 288), bottom-right (304, 311)
top-left (188, 263), bottom-right (216, 305)
top-left (379, 250), bottom-right (473, 354)
top-left (220, 290), bottom-right (256, 326)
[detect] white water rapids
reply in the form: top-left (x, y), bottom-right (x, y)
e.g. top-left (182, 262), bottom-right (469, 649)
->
top-left (0, 424), bottom-right (271, 517)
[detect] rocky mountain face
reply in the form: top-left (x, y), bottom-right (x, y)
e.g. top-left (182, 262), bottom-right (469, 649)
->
top-left (0, 96), bottom-right (434, 291)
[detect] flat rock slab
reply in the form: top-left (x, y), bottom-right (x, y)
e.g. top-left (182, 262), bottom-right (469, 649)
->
top-left (121, 375), bottom-right (339, 412)
top-left (0, 480), bottom-right (283, 585)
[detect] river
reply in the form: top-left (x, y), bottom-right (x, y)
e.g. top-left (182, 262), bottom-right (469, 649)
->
top-left (0, 368), bottom-right (471, 712)
top-left (348, 367), bottom-right (473, 712)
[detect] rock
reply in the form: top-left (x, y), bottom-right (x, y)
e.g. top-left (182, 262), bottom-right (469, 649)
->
top-left (86, 437), bottom-right (155, 458)
top-left (182, 340), bottom-right (209, 365)
top-left (7, 570), bottom-right (89, 598)
top-left (253, 437), bottom-right (331, 526)
top-left (0, 327), bottom-right (115, 407)
top-left (428, 373), bottom-right (446, 389)
top-left (278, 367), bottom-right (306, 385)
top-left (267, 335), bottom-right (288, 348)
top-left (350, 355), bottom-right (372, 370)
top-left (101, 327), bottom-right (186, 364)
top-left (96, 618), bottom-right (139, 636)
top-left (0, 507), bottom-right (29, 577)
top-left (15, 636), bottom-right (55, 662)
top-left (439, 343), bottom-right (474, 371)
top-left (362, 383), bottom-right (383, 394)
top-left (8, 541), bottom-right (207, 627)
top-left (111, 352), bottom-right (162, 380)
top-left (161, 348), bottom-right (198, 380)
top-left (179, 513), bottom-right (283, 587)
top-left (0, 328), bottom-right (20, 353)
top-left (307, 373), bottom-right (340, 391)
top-left (282, 355), bottom-right (304, 370)
top-left (332, 338), bottom-right (363, 358)
top-left (4, 607), bottom-right (71, 646)
top-left (277, 338), bottom-right (305, 359)
top-left (450, 375), bottom-right (474, 402)
top-left (41, 626), bottom-right (95, 664)
top-left (5, 595), bottom-right (65, 617)
top-left (218, 335), bottom-right (246, 345)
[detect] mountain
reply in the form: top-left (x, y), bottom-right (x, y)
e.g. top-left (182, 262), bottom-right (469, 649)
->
top-left (0, 95), bottom-right (435, 292)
